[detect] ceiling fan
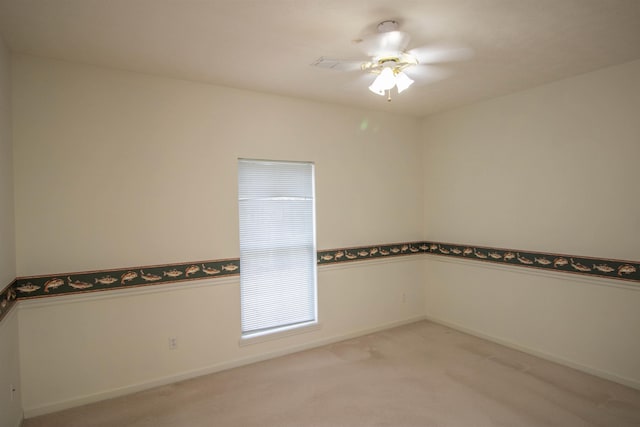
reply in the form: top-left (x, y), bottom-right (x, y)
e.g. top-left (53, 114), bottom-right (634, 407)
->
top-left (312, 20), bottom-right (472, 101)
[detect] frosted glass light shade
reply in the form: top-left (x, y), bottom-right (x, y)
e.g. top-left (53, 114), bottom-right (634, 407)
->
top-left (368, 83), bottom-right (385, 96)
top-left (395, 71), bottom-right (414, 93)
top-left (368, 67), bottom-right (414, 96)
top-left (369, 67), bottom-right (396, 95)
top-left (376, 67), bottom-right (396, 90)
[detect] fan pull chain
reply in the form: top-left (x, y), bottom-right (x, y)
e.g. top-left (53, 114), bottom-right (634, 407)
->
top-left (387, 90), bottom-right (392, 102)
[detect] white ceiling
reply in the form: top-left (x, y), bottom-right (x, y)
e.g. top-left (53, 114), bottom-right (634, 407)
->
top-left (1, 0), bottom-right (639, 117)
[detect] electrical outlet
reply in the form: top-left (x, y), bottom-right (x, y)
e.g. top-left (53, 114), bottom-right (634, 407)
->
top-left (168, 337), bottom-right (178, 350)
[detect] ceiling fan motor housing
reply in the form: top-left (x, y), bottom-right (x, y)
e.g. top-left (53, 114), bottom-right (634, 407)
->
top-left (377, 20), bottom-right (399, 33)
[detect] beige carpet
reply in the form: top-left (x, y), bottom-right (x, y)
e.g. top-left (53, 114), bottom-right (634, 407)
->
top-left (24, 320), bottom-right (640, 426)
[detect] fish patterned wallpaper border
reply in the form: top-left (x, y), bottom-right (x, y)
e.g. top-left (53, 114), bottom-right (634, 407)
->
top-left (317, 241), bottom-right (426, 264)
top-left (9, 241), bottom-right (640, 303)
top-left (421, 241), bottom-right (639, 284)
top-left (0, 280), bottom-right (18, 322)
top-left (14, 259), bottom-right (241, 300)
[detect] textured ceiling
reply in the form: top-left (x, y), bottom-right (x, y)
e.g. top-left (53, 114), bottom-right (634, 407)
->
top-left (1, 0), bottom-right (639, 117)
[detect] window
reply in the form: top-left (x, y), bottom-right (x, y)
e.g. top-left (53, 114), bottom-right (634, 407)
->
top-left (238, 159), bottom-right (318, 339)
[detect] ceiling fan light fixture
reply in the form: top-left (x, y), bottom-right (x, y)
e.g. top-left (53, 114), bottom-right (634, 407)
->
top-left (376, 67), bottom-right (396, 90)
top-left (368, 66), bottom-right (395, 95)
top-left (368, 84), bottom-right (386, 96)
top-left (369, 67), bottom-right (414, 96)
top-left (395, 71), bottom-right (414, 93)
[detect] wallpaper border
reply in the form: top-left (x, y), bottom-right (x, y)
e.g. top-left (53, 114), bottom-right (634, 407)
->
top-left (0, 279), bottom-right (18, 322)
top-left (11, 240), bottom-right (639, 301)
top-left (317, 241), bottom-right (426, 264)
top-left (14, 258), bottom-right (241, 300)
top-left (422, 241), bottom-right (639, 284)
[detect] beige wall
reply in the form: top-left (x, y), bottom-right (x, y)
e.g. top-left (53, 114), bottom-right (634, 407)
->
top-left (12, 55), bottom-right (425, 415)
top-left (0, 36), bottom-right (22, 427)
top-left (421, 60), bottom-right (640, 388)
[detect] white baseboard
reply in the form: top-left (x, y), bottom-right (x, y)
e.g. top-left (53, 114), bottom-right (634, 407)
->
top-left (424, 315), bottom-right (640, 391)
top-left (23, 315), bottom-right (427, 418)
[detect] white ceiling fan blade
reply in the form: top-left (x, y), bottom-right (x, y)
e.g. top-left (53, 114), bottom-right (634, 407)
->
top-left (408, 44), bottom-right (474, 65)
top-left (311, 57), bottom-right (366, 72)
top-left (357, 31), bottom-right (411, 57)
top-left (403, 65), bottom-right (452, 85)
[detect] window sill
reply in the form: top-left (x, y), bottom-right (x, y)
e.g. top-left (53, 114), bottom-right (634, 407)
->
top-left (239, 321), bottom-right (321, 346)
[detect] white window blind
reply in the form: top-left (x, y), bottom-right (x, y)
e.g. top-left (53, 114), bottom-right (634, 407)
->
top-left (238, 159), bottom-right (317, 338)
